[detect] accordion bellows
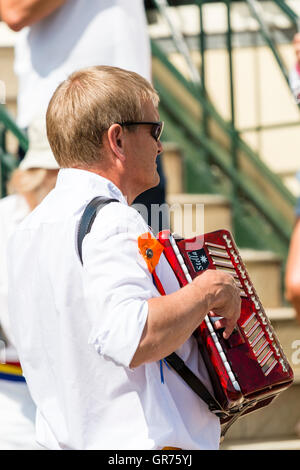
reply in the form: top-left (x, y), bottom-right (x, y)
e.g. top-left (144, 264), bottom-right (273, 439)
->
top-left (157, 229), bottom-right (294, 421)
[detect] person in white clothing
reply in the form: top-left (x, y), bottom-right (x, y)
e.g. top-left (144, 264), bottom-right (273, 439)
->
top-left (0, 0), bottom-right (151, 128)
top-left (7, 65), bottom-right (241, 450)
top-left (0, 0), bottom-right (165, 223)
top-left (0, 116), bottom-right (59, 449)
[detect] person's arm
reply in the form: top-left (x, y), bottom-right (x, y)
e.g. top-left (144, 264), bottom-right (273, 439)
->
top-left (83, 205), bottom-right (241, 370)
top-left (0, 0), bottom-right (67, 31)
top-left (285, 218), bottom-right (300, 323)
top-left (130, 269), bottom-right (241, 368)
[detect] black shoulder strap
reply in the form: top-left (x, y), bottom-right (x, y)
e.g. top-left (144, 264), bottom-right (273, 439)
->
top-left (164, 353), bottom-right (226, 418)
top-left (77, 196), bottom-right (119, 264)
top-left (76, 196), bottom-right (228, 423)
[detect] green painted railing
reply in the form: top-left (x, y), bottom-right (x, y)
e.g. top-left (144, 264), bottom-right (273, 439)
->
top-left (152, 38), bottom-right (296, 256)
top-left (0, 0), bottom-right (298, 257)
top-left (148, 0), bottom-right (300, 257)
top-left (0, 105), bottom-right (28, 197)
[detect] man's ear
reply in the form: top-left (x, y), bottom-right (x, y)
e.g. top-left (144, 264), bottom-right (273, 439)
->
top-left (107, 124), bottom-right (126, 161)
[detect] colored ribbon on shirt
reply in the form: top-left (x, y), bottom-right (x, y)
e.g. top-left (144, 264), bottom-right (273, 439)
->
top-left (0, 361), bottom-right (25, 382)
top-left (138, 232), bottom-right (170, 384)
top-left (138, 232), bottom-right (164, 274)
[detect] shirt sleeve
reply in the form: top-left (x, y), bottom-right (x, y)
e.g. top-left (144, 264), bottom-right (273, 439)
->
top-left (81, 202), bottom-right (160, 368)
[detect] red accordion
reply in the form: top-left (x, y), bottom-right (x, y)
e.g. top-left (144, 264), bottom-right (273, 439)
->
top-left (157, 229), bottom-right (294, 426)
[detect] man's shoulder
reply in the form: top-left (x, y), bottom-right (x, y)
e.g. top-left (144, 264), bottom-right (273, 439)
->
top-left (92, 200), bottom-right (150, 236)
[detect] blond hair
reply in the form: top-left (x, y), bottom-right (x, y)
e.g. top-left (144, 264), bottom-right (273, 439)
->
top-left (46, 66), bottom-right (159, 167)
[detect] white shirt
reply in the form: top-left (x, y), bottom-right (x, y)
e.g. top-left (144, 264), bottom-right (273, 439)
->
top-left (7, 169), bottom-right (220, 450)
top-left (0, 194), bottom-right (30, 361)
top-left (14, 0), bottom-right (151, 128)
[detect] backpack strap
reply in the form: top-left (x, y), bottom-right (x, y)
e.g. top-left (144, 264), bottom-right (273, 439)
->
top-left (77, 196), bottom-right (119, 264)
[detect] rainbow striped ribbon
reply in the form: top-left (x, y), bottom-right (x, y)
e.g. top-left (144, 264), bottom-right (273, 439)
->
top-left (0, 362), bottom-right (25, 382)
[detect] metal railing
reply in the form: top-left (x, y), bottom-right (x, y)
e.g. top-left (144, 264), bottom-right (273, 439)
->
top-left (0, 0), bottom-right (299, 257)
top-left (0, 105), bottom-right (28, 197)
top-left (149, 0), bottom-right (298, 256)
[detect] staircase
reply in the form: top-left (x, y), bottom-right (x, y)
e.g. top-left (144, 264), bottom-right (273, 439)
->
top-left (1, 0), bottom-right (300, 450)
top-left (162, 142), bottom-right (300, 450)
top-left (148, 0), bottom-right (300, 449)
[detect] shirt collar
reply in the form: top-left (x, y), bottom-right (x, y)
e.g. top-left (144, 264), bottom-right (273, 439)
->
top-left (56, 168), bottom-right (128, 205)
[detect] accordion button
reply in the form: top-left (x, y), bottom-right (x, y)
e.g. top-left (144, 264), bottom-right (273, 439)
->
top-left (220, 352), bottom-right (227, 362)
top-left (228, 371), bottom-right (236, 382)
top-left (211, 332), bottom-right (217, 341)
top-left (232, 380), bottom-right (241, 392)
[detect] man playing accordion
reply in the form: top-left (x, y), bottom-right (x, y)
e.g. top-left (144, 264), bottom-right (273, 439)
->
top-left (7, 66), bottom-right (241, 450)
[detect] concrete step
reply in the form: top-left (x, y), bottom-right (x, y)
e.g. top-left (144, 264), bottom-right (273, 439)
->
top-left (0, 23), bottom-right (17, 108)
top-left (162, 142), bottom-right (184, 195)
top-left (0, 46), bottom-right (17, 103)
top-left (220, 436), bottom-right (300, 450)
top-left (166, 192), bottom-right (232, 237)
top-left (222, 373), bottom-right (300, 442)
top-left (222, 309), bottom-right (300, 445)
top-left (165, 192), bottom-right (282, 307)
top-left (240, 249), bottom-right (282, 308)
top-left (267, 307), bottom-right (300, 377)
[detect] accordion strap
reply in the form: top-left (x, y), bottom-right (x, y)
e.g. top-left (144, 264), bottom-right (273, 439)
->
top-left (77, 197), bottom-right (229, 422)
top-left (165, 352), bottom-right (227, 419)
top-left (77, 196), bottom-right (119, 264)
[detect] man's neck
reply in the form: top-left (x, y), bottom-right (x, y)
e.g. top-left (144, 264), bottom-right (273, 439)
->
top-left (72, 165), bottom-right (137, 205)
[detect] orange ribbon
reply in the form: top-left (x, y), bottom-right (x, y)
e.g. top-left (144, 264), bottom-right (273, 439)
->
top-left (138, 232), bottom-right (164, 273)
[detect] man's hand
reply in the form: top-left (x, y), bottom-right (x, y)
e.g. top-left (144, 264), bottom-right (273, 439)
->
top-left (0, 0), bottom-right (67, 31)
top-left (130, 269), bottom-right (241, 368)
top-left (193, 270), bottom-right (241, 339)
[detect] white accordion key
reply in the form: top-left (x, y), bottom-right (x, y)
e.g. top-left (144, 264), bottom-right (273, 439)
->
top-left (181, 264), bottom-right (189, 275)
top-left (172, 244), bottom-right (180, 256)
top-left (230, 249), bottom-right (239, 264)
top-left (211, 332), bottom-right (217, 342)
top-left (219, 351), bottom-right (227, 363)
top-left (244, 280), bottom-right (253, 295)
top-left (232, 380), bottom-right (241, 392)
top-left (205, 319), bottom-right (214, 333)
top-left (177, 253), bottom-right (185, 266)
top-left (222, 234), bottom-right (232, 248)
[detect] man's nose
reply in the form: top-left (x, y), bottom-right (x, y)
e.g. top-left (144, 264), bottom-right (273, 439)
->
top-left (157, 139), bottom-right (163, 155)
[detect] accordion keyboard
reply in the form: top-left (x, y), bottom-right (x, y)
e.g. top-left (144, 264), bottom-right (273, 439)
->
top-left (158, 228), bottom-right (294, 412)
top-left (168, 233), bottom-right (241, 392)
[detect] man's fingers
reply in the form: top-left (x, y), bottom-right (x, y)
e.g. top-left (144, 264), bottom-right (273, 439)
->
top-left (213, 317), bottom-right (237, 339)
top-left (223, 321), bottom-right (236, 339)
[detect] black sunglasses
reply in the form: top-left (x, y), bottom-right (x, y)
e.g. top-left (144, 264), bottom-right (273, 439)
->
top-left (117, 121), bottom-right (164, 141)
